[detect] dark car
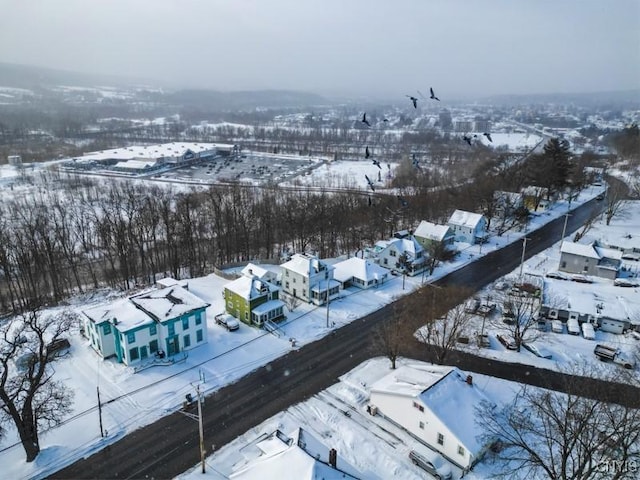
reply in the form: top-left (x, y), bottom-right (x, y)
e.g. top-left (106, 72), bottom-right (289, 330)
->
top-left (46, 338), bottom-right (71, 358)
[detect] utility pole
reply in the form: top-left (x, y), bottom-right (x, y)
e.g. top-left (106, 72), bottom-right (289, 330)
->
top-left (197, 384), bottom-right (205, 474)
top-left (97, 386), bottom-right (104, 438)
top-left (325, 276), bottom-right (331, 328)
top-left (560, 212), bottom-right (571, 250)
top-left (519, 237), bottom-right (529, 280)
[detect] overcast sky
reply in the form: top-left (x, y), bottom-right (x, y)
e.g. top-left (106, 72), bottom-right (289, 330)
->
top-left (1, 0), bottom-right (638, 99)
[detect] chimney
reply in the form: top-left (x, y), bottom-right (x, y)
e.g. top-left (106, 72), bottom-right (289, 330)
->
top-left (466, 375), bottom-right (473, 386)
top-left (329, 448), bottom-right (337, 468)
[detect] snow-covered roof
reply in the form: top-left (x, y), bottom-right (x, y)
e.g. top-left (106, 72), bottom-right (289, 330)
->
top-left (414, 220), bottom-right (452, 242)
top-left (240, 263), bottom-right (273, 281)
top-left (130, 286), bottom-right (209, 322)
top-left (77, 142), bottom-right (233, 162)
top-left (332, 257), bottom-right (390, 283)
top-left (370, 364), bottom-right (492, 455)
top-left (594, 245), bottom-right (623, 261)
top-left (225, 275), bottom-right (277, 300)
top-left (113, 160), bottom-right (158, 170)
top-left (156, 277), bottom-right (189, 289)
top-left (229, 429), bottom-right (359, 480)
top-left (448, 210), bottom-right (484, 229)
top-left (560, 241), bottom-right (600, 259)
top-left (521, 185), bottom-right (548, 197)
top-left (252, 299), bottom-right (285, 315)
top-left (83, 298), bottom-right (154, 332)
top-left (281, 253), bottom-right (333, 277)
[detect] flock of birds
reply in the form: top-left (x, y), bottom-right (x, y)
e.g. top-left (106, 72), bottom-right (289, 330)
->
top-left (359, 86), bottom-right (494, 208)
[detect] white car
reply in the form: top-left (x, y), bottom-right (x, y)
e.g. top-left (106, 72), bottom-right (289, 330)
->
top-left (409, 450), bottom-right (452, 480)
top-left (523, 342), bottom-right (553, 359)
top-left (215, 314), bottom-right (240, 331)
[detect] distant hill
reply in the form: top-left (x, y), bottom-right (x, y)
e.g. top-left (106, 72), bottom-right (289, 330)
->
top-left (0, 62), bottom-right (147, 90)
top-left (164, 88), bottom-right (327, 110)
top-left (481, 89), bottom-right (640, 108)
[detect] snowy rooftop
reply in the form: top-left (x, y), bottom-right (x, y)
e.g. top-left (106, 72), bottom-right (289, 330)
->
top-left (252, 299), bottom-right (285, 315)
top-left (560, 241), bottom-right (600, 259)
top-left (83, 298), bottom-right (154, 332)
top-left (130, 286), bottom-right (210, 321)
top-left (414, 220), bottom-right (452, 242)
top-left (113, 160), bottom-right (158, 170)
top-left (76, 142), bottom-right (234, 161)
top-left (448, 210), bottom-right (484, 229)
top-left (241, 263), bottom-right (273, 280)
top-left (333, 257), bottom-right (390, 283)
top-left (281, 253), bottom-right (333, 276)
top-left (370, 364), bottom-right (454, 398)
top-left (225, 275), bottom-right (277, 300)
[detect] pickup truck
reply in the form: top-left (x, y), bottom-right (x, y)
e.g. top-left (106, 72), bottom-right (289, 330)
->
top-left (593, 344), bottom-right (635, 369)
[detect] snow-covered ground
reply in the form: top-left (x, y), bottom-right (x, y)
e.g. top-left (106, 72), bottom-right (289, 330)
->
top-left (0, 175), bottom-right (615, 479)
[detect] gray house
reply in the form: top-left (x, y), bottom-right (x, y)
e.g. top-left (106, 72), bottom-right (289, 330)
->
top-left (447, 210), bottom-right (487, 244)
top-left (559, 241), bottom-right (622, 280)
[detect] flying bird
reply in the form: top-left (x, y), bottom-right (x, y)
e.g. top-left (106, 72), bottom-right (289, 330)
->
top-left (463, 134), bottom-right (473, 146)
top-left (383, 118), bottom-right (389, 122)
top-left (365, 146), bottom-right (371, 159)
top-left (372, 158), bottom-right (381, 169)
top-left (365, 174), bottom-right (375, 191)
top-left (406, 95), bottom-right (418, 109)
top-left (361, 112), bottom-right (371, 127)
top-left (430, 87), bottom-right (440, 101)
top-left (483, 132), bottom-right (493, 143)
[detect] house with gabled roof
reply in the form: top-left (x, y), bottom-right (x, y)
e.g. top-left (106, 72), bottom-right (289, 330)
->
top-left (224, 272), bottom-right (284, 327)
top-left (559, 241), bottom-right (622, 280)
top-left (229, 428), bottom-right (360, 480)
top-left (333, 257), bottom-right (391, 289)
top-left (369, 364), bottom-right (495, 471)
top-left (82, 286), bottom-right (210, 366)
top-left (447, 210), bottom-right (487, 244)
top-left (521, 186), bottom-right (554, 213)
top-left (368, 236), bottom-right (426, 276)
top-left (240, 262), bottom-right (280, 285)
top-left (413, 220), bottom-right (455, 251)
top-left (280, 253), bottom-right (340, 305)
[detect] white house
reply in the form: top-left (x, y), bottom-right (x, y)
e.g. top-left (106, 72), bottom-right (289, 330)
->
top-left (447, 210), bottom-right (487, 244)
top-left (332, 257), bottom-right (391, 289)
top-left (229, 428), bottom-right (360, 480)
top-left (82, 286), bottom-right (210, 366)
top-left (368, 236), bottom-right (426, 275)
top-left (280, 253), bottom-right (339, 305)
top-left (369, 364), bottom-right (494, 471)
top-left (241, 262), bottom-right (280, 285)
top-left (559, 241), bottom-right (622, 280)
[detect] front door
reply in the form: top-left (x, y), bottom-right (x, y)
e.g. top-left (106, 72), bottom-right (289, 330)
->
top-left (140, 346), bottom-right (148, 360)
top-left (166, 336), bottom-right (180, 356)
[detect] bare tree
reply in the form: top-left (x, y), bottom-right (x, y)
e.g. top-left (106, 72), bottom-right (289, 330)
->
top-left (372, 297), bottom-right (414, 369)
top-left (475, 366), bottom-right (640, 480)
top-left (604, 181), bottom-right (629, 226)
top-left (492, 288), bottom-right (540, 352)
top-left (0, 309), bottom-right (77, 462)
top-left (281, 292), bottom-right (301, 313)
top-left (413, 285), bottom-right (473, 364)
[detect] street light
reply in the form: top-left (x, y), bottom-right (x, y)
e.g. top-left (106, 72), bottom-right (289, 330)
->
top-left (560, 213), bottom-right (572, 251)
top-left (519, 237), bottom-right (530, 280)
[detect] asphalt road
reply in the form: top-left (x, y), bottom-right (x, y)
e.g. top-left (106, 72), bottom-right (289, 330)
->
top-left (51, 193), bottom-right (639, 480)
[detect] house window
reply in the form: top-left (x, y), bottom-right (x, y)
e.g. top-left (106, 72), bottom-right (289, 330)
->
top-left (458, 445), bottom-right (465, 456)
top-left (182, 317), bottom-right (189, 330)
top-left (286, 282), bottom-right (290, 289)
top-left (412, 401), bottom-right (424, 412)
top-left (561, 261), bottom-right (567, 268)
top-left (149, 324), bottom-right (157, 336)
top-left (285, 270), bottom-right (289, 277)
top-left (293, 278), bottom-right (296, 283)
top-left (437, 433), bottom-right (444, 445)
top-left (127, 332), bottom-right (135, 344)
top-left (196, 329), bottom-right (203, 342)
top-left (149, 340), bottom-right (158, 354)
top-left (129, 347), bottom-right (139, 361)
top-left (184, 334), bottom-right (191, 348)
top-left (419, 421), bottom-right (425, 429)
top-left (103, 323), bottom-right (111, 335)
top-left (195, 313), bottom-right (202, 325)
top-left (390, 250), bottom-right (397, 257)
top-left (168, 323), bottom-right (175, 336)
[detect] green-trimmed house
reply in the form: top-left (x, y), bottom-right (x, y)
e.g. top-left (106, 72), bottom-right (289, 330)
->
top-left (82, 286), bottom-right (210, 366)
top-left (413, 220), bottom-right (455, 251)
top-left (224, 273), bottom-right (284, 327)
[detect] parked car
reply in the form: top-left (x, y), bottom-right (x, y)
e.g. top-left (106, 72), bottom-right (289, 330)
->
top-left (567, 318), bottom-right (581, 335)
top-left (408, 450), bottom-right (452, 480)
top-left (571, 274), bottom-right (593, 284)
top-left (551, 320), bottom-right (564, 334)
top-left (215, 314), bottom-right (240, 331)
top-left (46, 338), bottom-right (71, 358)
top-left (522, 342), bottom-right (553, 359)
top-left (614, 278), bottom-right (640, 288)
top-left (537, 319), bottom-right (547, 331)
top-left (594, 344), bottom-right (635, 369)
top-left (581, 322), bottom-right (596, 340)
top-left (545, 271), bottom-right (570, 281)
top-left (476, 332), bottom-right (490, 348)
top-left (497, 334), bottom-right (518, 350)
